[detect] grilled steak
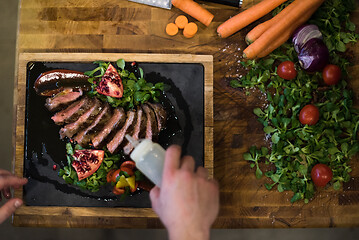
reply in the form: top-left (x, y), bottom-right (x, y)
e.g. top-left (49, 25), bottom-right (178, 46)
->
top-left (147, 102), bottom-right (167, 132)
top-left (74, 104), bottom-right (111, 147)
top-left (51, 97), bottom-right (91, 125)
top-left (123, 107), bottom-right (147, 155)
top-left (92, 108), bottom-right (126, 148)
top-left (59, 98), bottom-right (101, 139)
top-left (141, 104), bottom-right (158, 141)
top-left (107, 110), bottom-right (137, 154)
top-left (45, 88), bottom-right (83, 111)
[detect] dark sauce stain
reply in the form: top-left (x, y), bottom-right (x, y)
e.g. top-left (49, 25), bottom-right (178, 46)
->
top-left (24, 61), bottom-right (200, 207)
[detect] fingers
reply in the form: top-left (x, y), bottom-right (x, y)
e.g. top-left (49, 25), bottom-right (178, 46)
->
top-left (181, 156), bottom-right (195, 172)
top-left (163, 145), bottom-right (182, 176)
top-left (2, 188), bottom-right (11, 199)
top-left (149, 186), bottom-right (160, 212)
top-left (196, 166), bottom-right (209, 179)
top-left (0, 198), bottom-right (23, 224)
top-left (0, 175), bottom-right (28, 190)
top-left (0, 169), bottom-right (12, 175)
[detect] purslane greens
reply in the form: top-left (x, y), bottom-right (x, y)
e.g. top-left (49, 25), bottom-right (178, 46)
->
top-left (232, 0), bottom-right (359, 203)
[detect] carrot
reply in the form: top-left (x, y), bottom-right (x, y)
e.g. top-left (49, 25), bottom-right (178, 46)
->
top-left (183, 22), bottom-right (198, 38)
top-left (172, 0), bottom-right (214, 27)
top-left (175, 15), bottom-right (189, 29)
top-left (245, 0), bottom-right (302, 44)
top-left (257, 3), bottom-right (320, 58)
top-left (217, 0), bottom-right (288, 38)
top-left (243, 0), bottom-right (325, 59)
top-left (166, 22), bottom-right (179, 36)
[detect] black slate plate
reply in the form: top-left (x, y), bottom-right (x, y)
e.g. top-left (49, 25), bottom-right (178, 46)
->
top-left (23, 61), bottom-right (204, 207)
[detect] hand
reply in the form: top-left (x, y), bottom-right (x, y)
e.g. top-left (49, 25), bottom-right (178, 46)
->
top-left (150, 145), bottom-right (219, 240)
top-left (0, 169), bottom-right (28, 224)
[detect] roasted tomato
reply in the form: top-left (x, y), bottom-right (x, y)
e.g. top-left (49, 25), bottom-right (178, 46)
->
top-left (120, 167), bottom-right (134, 176)
top-left (110, 169), bottom-right (122, 183)
top-left (71, 150), bottom-right (104, 181)
top-left (120, 160), bottom-right (136, 170)
top-left (112, 186), bottom-right (125, 195)
top-left (96, 64), bottom-right (124, 98)
top-left (322, 64), bottom-right (341, 85)
top-left (299, 104), bottom-right (320, 126)
top-left (106, 169), bottom-right (116, 183)
top-left (311, 164), bottom-right (333, 187)
top-left (277, 61), bottom-right (297, 80)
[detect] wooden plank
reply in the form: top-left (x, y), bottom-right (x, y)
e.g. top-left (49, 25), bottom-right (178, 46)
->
top-left (13, 52), bottom-right (213, 227)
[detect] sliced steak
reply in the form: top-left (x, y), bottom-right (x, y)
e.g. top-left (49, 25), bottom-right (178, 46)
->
top-left (92, 108), bottom-right (126, 148)
top-left (147, 102), bottom-right (167, 131)
top-left (51, 97), bottom-right (91, 125)
top-left (74, 104), bottom-right (111, 147)
top-left (107, 110), bottom-right (137, 154)
top-left (45, 88), bottom-right (83, 111)
top-left (141, 104), bottom-right (158, 141)
top-left (123, 107), bottom-right (147, 155)
top-left (59, 98), bottom-right (101, 139)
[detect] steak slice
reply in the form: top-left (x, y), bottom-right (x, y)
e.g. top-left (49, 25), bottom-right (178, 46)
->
top-left (123, 107), bottom-right (147, 155)
top-left (45, 88), bottom-right (83, 112)
top-left (92, 108), bottom-right (126, 148)
top-left (74, 104), bottom-right (111, 147)
top-left (107, 110), bottom-right (137, 154)
top-left (51, 97), bottom-right (91, 125)
top-left (59, 98), bottom-right (101, 139)
top-left (141, 104), bottom-right (158, 141)
top-left (147, 102), bottom-right (167, 131)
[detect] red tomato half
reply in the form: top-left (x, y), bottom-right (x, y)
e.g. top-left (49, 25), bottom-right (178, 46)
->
top-left (120, 161), bottom-right (136, 170)
top-left (106, 169), bottom-right (116, 183)
top-left (322, 64), bottom-right (341, 85)
top-left (277, 61), bottom-right (297, 80)
top-left (311, 164), bottom-right (333, 187)
top-left (112, 186), bottom-right (125, 195)
top-left (110, 169), bottom-right (122, 183)
top-left (120, 166), bottom-right (134, 176)
top-left (299, 104), bottom-right (320, 125)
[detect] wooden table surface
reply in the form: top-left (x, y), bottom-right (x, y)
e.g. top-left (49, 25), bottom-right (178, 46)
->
top-left (13, 0), bottom-right (359, 228)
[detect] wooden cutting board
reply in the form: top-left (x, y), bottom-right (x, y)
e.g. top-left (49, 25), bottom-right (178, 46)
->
top-left (13, 0), bottom-right (359, 228)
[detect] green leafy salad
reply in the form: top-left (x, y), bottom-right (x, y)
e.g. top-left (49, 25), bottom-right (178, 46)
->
top-left (231, 0), bottom-right (359, 203)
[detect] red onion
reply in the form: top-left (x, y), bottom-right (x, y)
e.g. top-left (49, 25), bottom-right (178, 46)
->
top-left (292, 24), bottom-right (323, 53)
top-left (298, 38), bottom-right (329, 72)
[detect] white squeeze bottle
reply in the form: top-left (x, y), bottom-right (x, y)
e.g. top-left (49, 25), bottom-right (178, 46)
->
top-left (126, 135), bottom-right (166, 186)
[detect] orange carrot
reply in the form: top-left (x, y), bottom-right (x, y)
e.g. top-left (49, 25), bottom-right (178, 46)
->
top-left (245, 0), bottom-right (302, 44)
top-left (243, 0), bottom-right (325, 59)
top-left (175, 15), bottom-right (189, 29)
top-left (217, 0), bottom-right (288, 38)
top-left (183, 22), bottom-right (198, 38)
top-left (172, 0), bottom-right (214, 27)
top-left (166, 23), bottom-right (179, 36)
top-left (257, 4), bottom-right (319, 58)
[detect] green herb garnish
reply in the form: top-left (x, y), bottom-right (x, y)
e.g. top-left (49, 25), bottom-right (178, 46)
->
top-left (232, 0), bottom-right (359, 203)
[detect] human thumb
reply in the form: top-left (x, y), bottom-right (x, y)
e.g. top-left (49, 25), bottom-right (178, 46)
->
top-left (0, 198), bottom-right (23, 224)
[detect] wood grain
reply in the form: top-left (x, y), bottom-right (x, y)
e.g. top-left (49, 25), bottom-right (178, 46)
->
top-left (13, 0), bottom-right (359, 228)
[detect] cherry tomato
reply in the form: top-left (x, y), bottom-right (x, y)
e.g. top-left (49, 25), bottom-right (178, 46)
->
top-left (120, 166), bottom-right (134, 176)
top-left (299, 104), bottom-right (320, 125)
top-left (110, 169), bottom-right (122, 183)
top-left (106, 169), bottom-right (116, 183)
top-left (277, 61), bottom-right (297, 80)
top-left (311, 164), bottom-right (333, 187)
top-left (322, 64), bottom-right (341, 85)
top-left (120, 160), bottom-right (136, 170)
top-left (112, 186), bottom-right (125, 195)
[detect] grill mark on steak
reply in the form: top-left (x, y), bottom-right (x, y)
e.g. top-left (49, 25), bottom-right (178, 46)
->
top-left (92, 107), bottom-right (126, 148)
top-left (59, 98), bottom-right (101, 139)
top-left (107, 110), bottom-right (137, 154)
top-left (141, 104), bottom-right (158, 141)
top-left (74, 104), bottom-right (111, 147)
top-left (45, 88), bottom-right (83, 112)
top-left (51, 97), bottom-right (91, 125)
top-left (123, 107), bottom-right (147, 155)
top-left (147, 102), bottom-right (167, 132)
